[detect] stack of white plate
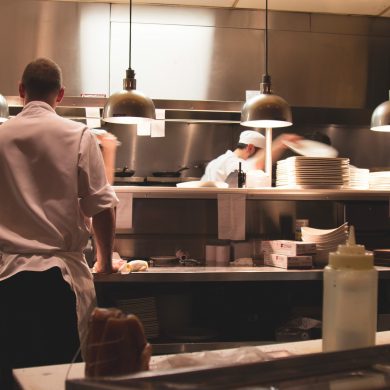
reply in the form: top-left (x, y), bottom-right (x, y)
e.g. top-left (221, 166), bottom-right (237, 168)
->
top-left (301, 223), bottom-right (349, 266)
top-left (276, 157), bottom-right (350, 189)
top-left (369, 171), bottom-right (390, 190)
top-left (344, 166), bottom-right (370, 189)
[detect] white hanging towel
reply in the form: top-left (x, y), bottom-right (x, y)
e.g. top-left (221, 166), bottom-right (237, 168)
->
top-left (115, 192), bottom-right (133, 231)
top-left (217, 194), bottom-right (246, 240)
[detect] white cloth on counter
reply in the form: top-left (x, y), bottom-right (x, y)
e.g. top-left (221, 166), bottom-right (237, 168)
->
top-left (217, 194), bottom-right (246, 240)
top-left (115, 192), bottom-right (133, 230)
top-left (150, 346), bottom-right (291, 371)
top-left (245, 169), bottom-right (269, 188)
top-left (119, 260), bottom-right (149, 274)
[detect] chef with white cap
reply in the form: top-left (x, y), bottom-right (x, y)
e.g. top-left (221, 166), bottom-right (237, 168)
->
top-left (201, 130), bottom-right (301, 183)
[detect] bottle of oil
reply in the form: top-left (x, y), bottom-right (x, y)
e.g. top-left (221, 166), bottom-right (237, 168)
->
top-left (237, 162), bottom-right (246, 188)
top-left (322, 226), bottom-right (378, 352)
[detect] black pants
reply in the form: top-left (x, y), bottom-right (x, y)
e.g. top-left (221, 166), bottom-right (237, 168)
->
top-left (0, 267), bottom-right (80, 389)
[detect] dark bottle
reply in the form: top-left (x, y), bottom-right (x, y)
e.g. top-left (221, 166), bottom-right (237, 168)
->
top-left (237, 162), bottom-right (246, 188)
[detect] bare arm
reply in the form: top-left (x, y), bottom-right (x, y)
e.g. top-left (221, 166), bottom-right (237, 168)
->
top-left (92, 208), bottom-right (116, 274)
top-left (252, 133), bottom-right (302, 170)
top-left (96, 133), bottom-right (118, 185)
top-left (252, 149), bottom-right (266, 170)
top-left (270, 133), bottom-right (302, 162)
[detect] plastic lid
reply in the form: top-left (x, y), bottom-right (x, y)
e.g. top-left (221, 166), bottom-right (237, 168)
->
top-left (328, 226), bottom-right (373, 269)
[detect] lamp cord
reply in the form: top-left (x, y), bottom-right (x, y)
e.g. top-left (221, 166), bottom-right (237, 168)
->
top-left (129, 0), bottom-right (132, 70)
top-left (265, 0), bottom-right (268, 76)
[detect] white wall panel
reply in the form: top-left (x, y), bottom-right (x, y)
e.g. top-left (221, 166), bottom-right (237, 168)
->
top-left (109, 20), bottom-right (214, 99)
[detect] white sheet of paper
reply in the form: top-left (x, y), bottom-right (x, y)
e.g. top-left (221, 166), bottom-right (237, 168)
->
top-left (151, 120), bottom-right (165, 137)
top-left (137, 121), bottom-right (151, 136)
top-left (155, 109), bottom-right (166, 120)
top-left (245, 90), bottom-right (260, 101)
top-left (85, 107), bottom-right (101, 128)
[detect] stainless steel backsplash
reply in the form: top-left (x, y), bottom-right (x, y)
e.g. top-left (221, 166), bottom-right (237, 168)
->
top-left (1, 1), bottom-right (390, 172)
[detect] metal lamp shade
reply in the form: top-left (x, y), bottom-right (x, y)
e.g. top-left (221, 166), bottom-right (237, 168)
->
top-left (371, 97), bottom-right (390, 132)
top-left (241, 92), bottom-right (292, 128)
top-left (103, 89), bottom-right (156, 125)
top-left (0, 94), bottom-right (9, 123)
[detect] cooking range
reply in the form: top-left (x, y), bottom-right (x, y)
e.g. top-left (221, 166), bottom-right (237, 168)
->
top-left (114, 166), bottom-right (200, 186)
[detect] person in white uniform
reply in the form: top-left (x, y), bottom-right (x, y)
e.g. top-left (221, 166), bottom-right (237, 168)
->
top-left (201, 130), bottom-right (301, 183)
top-left (0, 58), bottom-right (119, 387)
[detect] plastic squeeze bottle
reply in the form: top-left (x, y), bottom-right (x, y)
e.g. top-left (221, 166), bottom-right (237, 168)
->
top-left (322, 226), bottom-right (378, 352)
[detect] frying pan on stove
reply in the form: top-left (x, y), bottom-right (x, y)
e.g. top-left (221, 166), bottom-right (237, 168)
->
top-left (152, 166), bottom-right (188, 178)
top-left (115, 167), bottom-right (135, 177)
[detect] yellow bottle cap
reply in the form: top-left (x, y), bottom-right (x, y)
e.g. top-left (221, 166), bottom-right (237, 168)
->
top-left (328, 226), bottom-right (373, 269)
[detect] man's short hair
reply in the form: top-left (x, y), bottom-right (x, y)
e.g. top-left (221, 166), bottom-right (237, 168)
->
top-left (21, 58), bottom-right (62, 101)
top-left (236, 143), bottom-right (248, 150)
top-left (236, 143), bottom-right (261, 153)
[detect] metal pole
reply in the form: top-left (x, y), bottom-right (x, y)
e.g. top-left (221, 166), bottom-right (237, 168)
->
top-left (265, 127), bottom-right (272, 187)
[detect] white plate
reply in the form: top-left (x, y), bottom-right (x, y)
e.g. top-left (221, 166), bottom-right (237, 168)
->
top-left (301, 235), bottom-right (347, 245)
top-left (301, 223), bottom-right (348, 237)
top-left (281, 157), bottom-right (345, 164)
top-left (283, 140), bottom-right (339, 158)
top-left (276, 184), bottom-right (343, 189)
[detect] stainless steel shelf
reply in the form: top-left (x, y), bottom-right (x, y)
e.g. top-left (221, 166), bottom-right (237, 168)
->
top-left (93, 266), bottom-right (390, 283)
top-left (114, 186), bottom-right (390, 201)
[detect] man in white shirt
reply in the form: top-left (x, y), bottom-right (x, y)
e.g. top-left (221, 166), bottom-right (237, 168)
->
top-left (201, 130), bottom-right (301, 183)
top-left (0, 58), bottom-right (118, 387)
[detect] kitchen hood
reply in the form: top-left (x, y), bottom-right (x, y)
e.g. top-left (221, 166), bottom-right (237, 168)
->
top-left (5, 96), bottom-right (372, 127)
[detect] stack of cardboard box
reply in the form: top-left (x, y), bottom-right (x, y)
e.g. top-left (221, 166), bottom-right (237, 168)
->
top-left (261, 240), bottom-right (316, 269)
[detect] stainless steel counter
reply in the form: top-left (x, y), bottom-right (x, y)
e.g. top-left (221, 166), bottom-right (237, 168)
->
top-left (114, 186), bottom-right (390, 201)
top-left (14, 332), bottom-right (390, 390)
top-left (93, 266), bottom-right (390, 283)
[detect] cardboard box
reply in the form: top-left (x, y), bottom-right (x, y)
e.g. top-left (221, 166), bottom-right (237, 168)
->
top-left (261, 240), bottom-right (316, 256)
top-left (264, 253), bottom-right (313, 269)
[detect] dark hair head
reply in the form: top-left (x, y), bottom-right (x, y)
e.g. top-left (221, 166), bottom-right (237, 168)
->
top-left (236, 143), bottom-right (261, 153)
top-left (21, 58), bottom-right (62, 101)
top-left (236, 143), bottom-right (248, 150)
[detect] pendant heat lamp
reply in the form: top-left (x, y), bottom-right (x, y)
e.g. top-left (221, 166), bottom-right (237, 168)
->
top-left (0, 94), bottom-right (9, 123)
top-left (103, 0), bottom-right (155, 124)
top-left (241, 0), bottom-right (292, 128)
top-left (241, 0), bottom-right (292, 187)
top-left (371, 91), bottom-right (390, 131)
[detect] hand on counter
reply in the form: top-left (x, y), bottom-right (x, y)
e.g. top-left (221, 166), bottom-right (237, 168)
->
top-left (92, 261), bottom-right (113, 274)
top-left (92, 255), bottom-right (126, 273)
top-left (112, 257), bottom-right (127, 271)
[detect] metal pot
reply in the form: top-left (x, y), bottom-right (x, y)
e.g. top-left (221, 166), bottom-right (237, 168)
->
top-left (152, 166), bottom-right (189, 178)
top-left (149, 256), bottom-right (179, 267)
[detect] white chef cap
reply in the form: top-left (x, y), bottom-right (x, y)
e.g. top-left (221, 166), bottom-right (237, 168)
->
top-left (238, 130), bottom-right (265, 148)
